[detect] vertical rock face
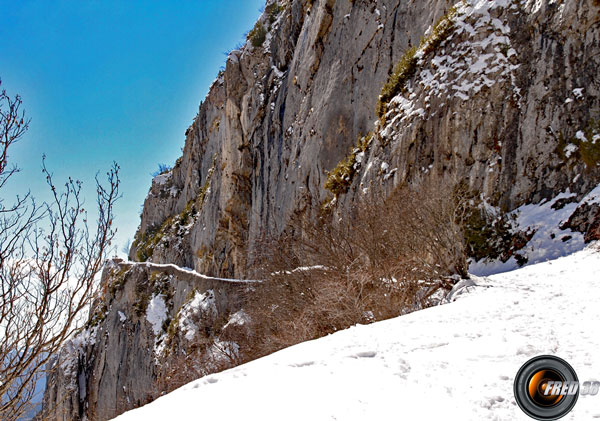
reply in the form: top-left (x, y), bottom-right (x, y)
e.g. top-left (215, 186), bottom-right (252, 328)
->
top-left (129, 0), bottom-right (461, 278)
top-left (43, 0), bottom-right (600, 419)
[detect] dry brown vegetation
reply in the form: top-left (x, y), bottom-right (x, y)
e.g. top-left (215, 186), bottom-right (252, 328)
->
top-left (155, 339), bottom-right (238, 396)
top-left (242, 179), bottom-right (467, 360)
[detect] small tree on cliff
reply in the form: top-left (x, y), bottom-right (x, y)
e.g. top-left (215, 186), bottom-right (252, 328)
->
top-left (0, 80), bottom-right (120, 420)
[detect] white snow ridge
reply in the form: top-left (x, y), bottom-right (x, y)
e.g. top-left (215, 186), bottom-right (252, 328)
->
top-left (113, 246), bottom-right (600, 420)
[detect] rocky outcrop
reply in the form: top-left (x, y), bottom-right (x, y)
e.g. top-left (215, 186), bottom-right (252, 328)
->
top-left (354, 0), bottom-right (600, 211)
top-left (562, 201), bottom-right (600, 241)
top-left (43, 0), bottom-right (600, 419)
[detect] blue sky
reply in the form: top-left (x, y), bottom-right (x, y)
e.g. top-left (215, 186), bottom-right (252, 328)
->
top-left (0, 0), bottom-right (264, 256)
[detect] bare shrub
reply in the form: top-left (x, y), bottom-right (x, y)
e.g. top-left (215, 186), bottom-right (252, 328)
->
top-left (151, 163), bottom-right (171, 177)
top-left (155, 345), bottom-right (207, 396)
top-left (243, 179), bottom-right (466, 360)
top-left (155, 335), bottom-right (240, 396)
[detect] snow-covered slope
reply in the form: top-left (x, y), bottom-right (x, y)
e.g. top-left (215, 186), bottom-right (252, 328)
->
top-left (470, 184), bottom-right (600, 276)
top-left (113, 246), bottom-right (600, 421)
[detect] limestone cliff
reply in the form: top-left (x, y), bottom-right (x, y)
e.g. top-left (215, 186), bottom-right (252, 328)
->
top-left (42, 0), bottom-right (600, 419)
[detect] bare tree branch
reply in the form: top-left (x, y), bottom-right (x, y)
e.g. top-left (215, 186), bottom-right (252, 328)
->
top-left (0, 79), bottom-right (121, 421)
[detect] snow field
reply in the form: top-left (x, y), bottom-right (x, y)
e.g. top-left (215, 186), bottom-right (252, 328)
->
top-left (114, 246), bottom-right (600, 420)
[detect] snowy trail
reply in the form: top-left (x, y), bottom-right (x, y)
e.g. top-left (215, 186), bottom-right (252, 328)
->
top-left (113, 246), bottom-right (600, 421)
top-left (118, 260), bottom-right (261, 283)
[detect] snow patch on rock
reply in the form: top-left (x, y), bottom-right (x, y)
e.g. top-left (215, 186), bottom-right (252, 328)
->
top-left (382, 0), bottom-right (520, 136)
top-left (178, 290), bottom-right (217, 341)
top-left (223, 310), bottom-right (249, 329)
top-left (152, 172), bottom-right (171, 187)
top-left (470, 183), bottom-right (600, 275)
top-left (146, 294), bottom-right (168, 336)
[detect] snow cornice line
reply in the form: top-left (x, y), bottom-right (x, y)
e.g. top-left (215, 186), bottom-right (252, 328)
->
top-left (111, 259), bottom-right (262, 284)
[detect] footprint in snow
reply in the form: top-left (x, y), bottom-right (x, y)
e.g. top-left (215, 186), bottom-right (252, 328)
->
top-left (411, 342), bottom-right (449, 351)
top-left (480, 395), bottom-right (505, 409)
top-left (289, 361), bottom-right (315, 367)
top-left (349, 351), bottom-right (377, 358)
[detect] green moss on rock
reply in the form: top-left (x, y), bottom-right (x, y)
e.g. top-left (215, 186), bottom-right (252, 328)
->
top-left (133, 155), bottom-right (217, 262)
top-left (556, 119), bottom-right (600, 169)
top-left (324, 133), bottom-right (372, 198)
top-left (248, 22), bottom-right (267, 47)
top-left (376, 7), bottom-right (458, 120)
top-left (580, 120), bottom-right (600, 168)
